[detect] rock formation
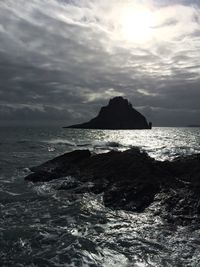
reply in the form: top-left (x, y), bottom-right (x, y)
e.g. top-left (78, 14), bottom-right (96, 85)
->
top-left (65, 96), bottom-right (151, 129)
top-left (25, 149), bottom-right (200, 225)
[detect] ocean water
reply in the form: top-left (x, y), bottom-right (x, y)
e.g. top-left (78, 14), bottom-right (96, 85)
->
top-left (0, 126), bottom-right (200, 267)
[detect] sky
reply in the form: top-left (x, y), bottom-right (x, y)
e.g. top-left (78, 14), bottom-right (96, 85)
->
top-left (0, 0), bottom-right (200, 126)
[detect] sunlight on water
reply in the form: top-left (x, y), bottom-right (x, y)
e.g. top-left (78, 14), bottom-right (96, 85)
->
top-left (0, 126), bottom-right (200, 266)
top-left (2, 186), bottom-right (199, 266)
top-left (45, 127), bottom-right (200, 161)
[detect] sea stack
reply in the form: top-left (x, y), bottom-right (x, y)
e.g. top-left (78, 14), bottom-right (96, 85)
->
top-left (66, 96), bottom-right (151, 130)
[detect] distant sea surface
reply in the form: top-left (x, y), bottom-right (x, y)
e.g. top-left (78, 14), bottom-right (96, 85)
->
top-left (0, 126), bottom-right (200, 266)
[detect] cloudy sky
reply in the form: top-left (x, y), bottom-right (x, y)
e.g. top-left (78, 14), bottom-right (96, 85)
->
top-left (0, 0), bottom-right (200, 126)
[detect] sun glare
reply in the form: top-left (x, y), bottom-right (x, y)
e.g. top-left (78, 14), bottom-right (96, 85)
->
top-left (120, 6), bottom-right (155, 43)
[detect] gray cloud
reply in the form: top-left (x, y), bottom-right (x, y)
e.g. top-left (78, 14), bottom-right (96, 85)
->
top-left (0, 0), bottom-right (200, 126)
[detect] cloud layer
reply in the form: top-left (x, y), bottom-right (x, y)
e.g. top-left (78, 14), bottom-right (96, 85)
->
top-left (0, 0), bottom-right (200, 126)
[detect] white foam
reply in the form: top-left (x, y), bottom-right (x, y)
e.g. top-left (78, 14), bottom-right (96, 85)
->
top-left (47, 139), bottom-right (76, 146)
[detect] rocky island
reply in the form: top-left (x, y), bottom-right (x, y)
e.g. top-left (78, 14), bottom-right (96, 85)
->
top-left (65, 96), bottom-right (152, 129)
top-left (25, 148), bottom-right (200, 225)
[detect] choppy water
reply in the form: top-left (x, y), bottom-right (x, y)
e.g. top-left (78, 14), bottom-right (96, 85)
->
top-left (0, 126), bottom-right (200, 266)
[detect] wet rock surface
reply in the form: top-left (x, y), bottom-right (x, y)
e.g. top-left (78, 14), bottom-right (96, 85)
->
top-left (25, 149), bottom-right (200, 224)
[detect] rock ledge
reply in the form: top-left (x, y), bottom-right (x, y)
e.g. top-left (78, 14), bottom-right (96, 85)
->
top-left (25, 149), bottom-right (200, 224)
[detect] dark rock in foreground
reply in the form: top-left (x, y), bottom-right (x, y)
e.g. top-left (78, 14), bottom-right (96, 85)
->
top-left (65, 96), bottom-right (151, 129)
top-left (25, 149), bottom-right (200, 224)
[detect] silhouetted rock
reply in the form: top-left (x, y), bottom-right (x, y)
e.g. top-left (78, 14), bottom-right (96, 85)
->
top-left (25, 149), bottom-right (200, 224)
top-left (65, 96), bottom-right (151, 129)
top-left (27, 150), bottom-right (91, 182)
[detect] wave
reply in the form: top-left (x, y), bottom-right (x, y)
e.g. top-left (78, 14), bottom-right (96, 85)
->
top-left (47, 139), bottom-right (76, 146)
top-left (46, 138), bottom-right (200, 161)
top-left (17, 140), bottom-right (30, 144)
top-left (92, 140), bottom-right (121, 148)
top-left (47, 139), bottom-right (126, 149)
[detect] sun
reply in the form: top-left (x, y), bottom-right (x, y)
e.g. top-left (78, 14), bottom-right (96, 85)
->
top-left (119, 6), bottom-right (155, 43)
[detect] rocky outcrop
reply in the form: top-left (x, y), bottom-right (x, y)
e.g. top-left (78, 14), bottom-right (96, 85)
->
top-left (65, 96), bottom-right (151, 129)
top-left (25, 149), bottom-right (200, 224)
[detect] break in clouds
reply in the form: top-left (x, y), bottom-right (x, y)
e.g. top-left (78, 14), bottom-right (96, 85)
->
top-left (0, 0), bottom-right (200, 126)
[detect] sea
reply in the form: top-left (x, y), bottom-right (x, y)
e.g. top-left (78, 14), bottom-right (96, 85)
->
top-left (0, 126), bottom-right (200, 267)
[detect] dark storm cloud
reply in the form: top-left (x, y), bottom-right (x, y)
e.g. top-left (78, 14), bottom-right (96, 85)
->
top-left (0, 0), bottom-right (200, 126)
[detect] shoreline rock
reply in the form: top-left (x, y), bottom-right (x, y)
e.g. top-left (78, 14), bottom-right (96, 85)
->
top-left (24, 148), bottom-right (200, 224)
